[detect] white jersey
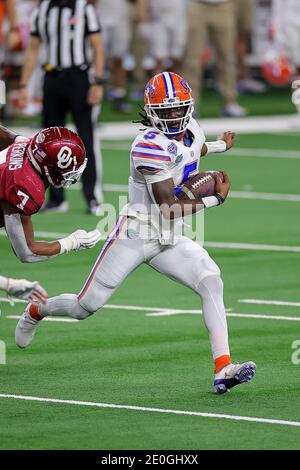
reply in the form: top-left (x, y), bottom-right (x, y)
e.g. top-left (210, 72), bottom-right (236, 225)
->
top-left (120, 118), bottom-right (205, 243)
top-left (97, 0), bottom-right (130, 26)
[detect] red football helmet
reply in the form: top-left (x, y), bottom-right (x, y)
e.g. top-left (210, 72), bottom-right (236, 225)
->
top-left (144, 72), bottom-right (194, 135)
top-left (27, 127), bottom-right (87, 188)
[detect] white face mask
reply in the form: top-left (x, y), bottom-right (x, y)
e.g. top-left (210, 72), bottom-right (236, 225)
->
top-left (61, 159), bottom-right (87, 187)
top-left (145, 100), bottom-right (194, 135)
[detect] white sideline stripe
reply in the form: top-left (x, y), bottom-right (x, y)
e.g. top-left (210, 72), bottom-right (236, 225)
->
top-left (101, 142), bottom-right (300, 160)
top-left (239, 299), bottom-right (300, 307)
top-left (145, 308), bottom-right (232, 317)
top-left (6, 315), bottom-right (78, 323)
top-left (2, 300), bottom-right (299, 322)
top-left (146, 311), bottom-right (300, 321)
top-left (230, 148), bottom-right (300, 159)
top-left (72, 183), bottom-right (300, 203)
top-left (205, 242), bottom-right (300, 253)
top-left (227, 312), bottom-right (300, 321)
top-left (230, 191), bottom-right (300, 202)
top-left (1, 230), bottom-right (300, 252)
top-left (8, 115), bottom-right (300, 139)
top-left (0, 296), bottom-right (25, 304)
top-left (0, 394), bottom-right (299, 428)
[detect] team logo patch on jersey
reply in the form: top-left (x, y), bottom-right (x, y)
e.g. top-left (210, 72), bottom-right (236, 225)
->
top-left (175, 154), bottom-right (183, 164)
top-left (126, 228), bottom-right (140, 240)
top-left (167, 142), bottom-right (178, 156)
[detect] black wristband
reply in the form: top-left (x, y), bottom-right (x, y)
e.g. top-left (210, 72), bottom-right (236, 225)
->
top-left (93, 76), bottom-right (106, 86)
top-left (215, 192), bottom-right (224, 205)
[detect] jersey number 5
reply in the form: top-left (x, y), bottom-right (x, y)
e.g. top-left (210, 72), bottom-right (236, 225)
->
top-left (17, 190), bottom-right (29, 211)
top-left (174, 161), bottom-right (198, 196)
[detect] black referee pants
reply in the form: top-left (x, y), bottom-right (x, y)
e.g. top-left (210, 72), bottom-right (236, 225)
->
top-left (42, 67), bottom-right (101, 206)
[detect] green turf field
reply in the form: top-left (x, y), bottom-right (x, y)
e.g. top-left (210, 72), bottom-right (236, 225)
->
top-left (0, 132), bottom-right (300, 450)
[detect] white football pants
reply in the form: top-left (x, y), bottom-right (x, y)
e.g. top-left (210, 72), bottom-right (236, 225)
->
top-left (40, 216), bottom-right (230, 360)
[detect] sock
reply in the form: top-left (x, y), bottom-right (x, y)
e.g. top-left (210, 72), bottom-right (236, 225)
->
top-left (38, 294), bottom-right (90, 320)
top-left (214, 354), bottom-right (231, 373)
top-left (29, 303), bottom-right (43, 321)
top-left (197, 275), bottom-right (231, 365)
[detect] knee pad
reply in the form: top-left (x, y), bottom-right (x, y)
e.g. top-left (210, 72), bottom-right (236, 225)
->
top-left (73, 303), bottom-right (91, 320)
top-left (197, 274), bottom-right (224, 298)
top-left (78, 279), bottom-right (114, 313)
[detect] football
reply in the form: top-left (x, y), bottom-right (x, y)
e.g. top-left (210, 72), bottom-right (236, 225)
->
top-left (178, 171), bottom-right (224, 200)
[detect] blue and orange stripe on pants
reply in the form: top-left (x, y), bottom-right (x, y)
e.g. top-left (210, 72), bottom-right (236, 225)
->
top-left (78, 215), bottom-right (127, 301)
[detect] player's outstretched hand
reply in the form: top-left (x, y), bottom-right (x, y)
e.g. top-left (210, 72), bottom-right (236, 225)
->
top-left (59, 229), bottom-right (102, 254)
top-left (213, 171), bottom-right (231, 203)
top-left (75, 229), bottom-right (102, 250)
top-left (7, 279), bottom-right (48, 303)
top-left (219, 131), bottom-right (235, 150)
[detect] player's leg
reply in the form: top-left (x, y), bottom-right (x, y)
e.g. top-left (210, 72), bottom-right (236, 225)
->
top-left (148, 237), bottom-right (256, 393)
top-left (68, 69), bottom-right (102, 209)
top-left (42, 72), bottom-right (69, 208)
top-left (15, 217), bottom-right (147, 347)
top-left (183, 2), bottom-right (208, 116)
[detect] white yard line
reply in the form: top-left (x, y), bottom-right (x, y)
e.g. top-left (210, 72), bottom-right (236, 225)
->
top-left (6, 315), bottom-right (78, 323)
top-left (10, 115), bottom-right (300, 141)
top-left (226, 312), bottom-right (300, 321)
top-left (145, 311), bottom-right (300, 321)
top-left (0, 393), bottom-right (299, 428)
top-left (2, 301), bottom-right (299, 322)
top-left (204, 242), bottom-right (300, 252)
top-left (229, 191), bottom-right (300, 202)
top-left (101, 142), bottom-right (300, 160)
top-left (70, 184), bottom-right (300, 203)
top-left (239, 299), bottom-right (300, 307)
top-left (0, 296), bottom-right (25, 304)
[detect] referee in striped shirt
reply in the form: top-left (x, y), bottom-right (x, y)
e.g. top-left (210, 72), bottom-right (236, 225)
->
top-left (18, 0), bottom-right (105, 214)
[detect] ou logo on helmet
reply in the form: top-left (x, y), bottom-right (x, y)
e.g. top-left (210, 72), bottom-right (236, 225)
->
top-left (57, 146), bottom-right (74, 169)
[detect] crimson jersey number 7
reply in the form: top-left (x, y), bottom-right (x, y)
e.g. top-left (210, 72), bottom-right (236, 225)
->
top-left (16, 190), bottom-right (30, 212)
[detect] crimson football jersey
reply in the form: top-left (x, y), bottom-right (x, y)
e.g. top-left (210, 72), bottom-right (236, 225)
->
top-left (0, 137), bottom-right (45, 226)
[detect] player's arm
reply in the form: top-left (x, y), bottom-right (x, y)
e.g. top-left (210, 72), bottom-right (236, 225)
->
top-left (151, 173), bottom-right (230, 219)
top-left (87, 32), bottom-right (105, 105)
top-left (0, 274), bottom-right (48, 303)
top-left (201, 131), bottom-right (235, 157)
top-left (0, 125), bottom-right (19, 151)
top-left (18, 35), bottom-right (41, 108)
top-left (2, 203), bottom-right (101, 263)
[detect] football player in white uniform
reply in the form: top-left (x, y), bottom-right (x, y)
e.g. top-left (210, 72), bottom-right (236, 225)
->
top-left (15, 72), bottom-right (256, 394)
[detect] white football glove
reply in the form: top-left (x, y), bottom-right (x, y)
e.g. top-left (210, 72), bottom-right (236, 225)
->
top-left (7, 279), bottom-right (48, 303)
top-left (58, 229), bottom-right (102, 254)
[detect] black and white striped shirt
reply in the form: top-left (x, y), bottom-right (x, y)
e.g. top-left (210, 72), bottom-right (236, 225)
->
top-left (30, 0), bottom-right (101, 70)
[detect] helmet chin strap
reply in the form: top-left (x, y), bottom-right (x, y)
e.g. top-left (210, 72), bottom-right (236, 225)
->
top-left (44, 166), bottom-right (62, 188)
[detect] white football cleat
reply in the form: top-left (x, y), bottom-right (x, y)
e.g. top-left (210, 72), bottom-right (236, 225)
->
top-left (214, 361), bottom-right (256, 394)
top-left (15, 304), bottom-right (42, 348)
